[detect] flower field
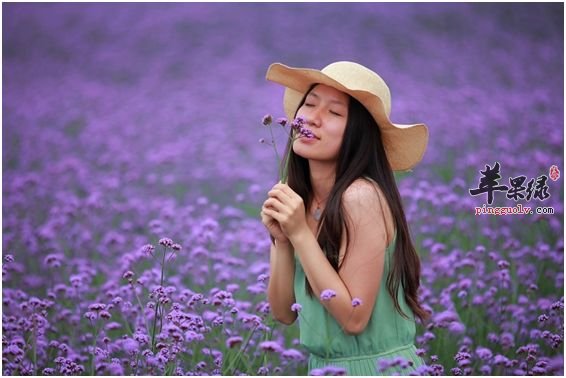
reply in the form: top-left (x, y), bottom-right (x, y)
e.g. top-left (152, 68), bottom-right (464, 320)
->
top-left (2, 3), bottom-right (563, 375)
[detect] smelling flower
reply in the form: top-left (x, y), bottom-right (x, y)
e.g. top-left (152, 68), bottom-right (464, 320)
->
top-left (260, 114), bottom-right (315, 183)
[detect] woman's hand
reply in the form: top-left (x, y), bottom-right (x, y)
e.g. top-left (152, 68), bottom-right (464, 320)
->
top-left (262, 183), bottom-right (308, 242)
top-left (260, 209), bottom-right (288, 244)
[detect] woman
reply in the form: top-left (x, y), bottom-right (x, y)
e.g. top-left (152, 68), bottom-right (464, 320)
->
top-left (261, 61), bottom-right (430, 375)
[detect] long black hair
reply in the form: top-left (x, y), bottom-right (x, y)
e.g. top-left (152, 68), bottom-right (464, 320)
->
top-left (285, 84), bottom-right (430, 323)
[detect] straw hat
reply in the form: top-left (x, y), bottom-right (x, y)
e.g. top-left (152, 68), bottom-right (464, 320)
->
top-left (265, 61), bottom-right (428, 172)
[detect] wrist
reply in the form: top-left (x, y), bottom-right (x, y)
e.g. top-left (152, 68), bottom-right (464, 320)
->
top-left (274, 238), bottom-right (292, 250)
top-left (288, 227), bottom-right (312, 248)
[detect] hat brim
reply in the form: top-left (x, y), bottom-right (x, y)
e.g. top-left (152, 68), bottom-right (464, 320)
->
top-left (266, 63), bottom-right (428, 171)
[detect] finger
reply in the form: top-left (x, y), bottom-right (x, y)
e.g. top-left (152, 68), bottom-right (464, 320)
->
top-left (260, 210), bottom-right (272, 222)
top-left (262, 207), bottom-right (284, 223)
top-left (268, 189), bottom-right (292, 205)
top-left (274, 183), bottom-right (302, 202)
top-left (263, 198), bottom-right (288, 214)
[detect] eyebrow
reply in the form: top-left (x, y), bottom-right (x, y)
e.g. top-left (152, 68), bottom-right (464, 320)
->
top-left (307, 91), bottom-right (347, 107)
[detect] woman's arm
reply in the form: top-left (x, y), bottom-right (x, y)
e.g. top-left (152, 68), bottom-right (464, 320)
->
top-left (264, 180), bottom-right (390, 335)
top-left (266, 239), bottom-right (297, 325)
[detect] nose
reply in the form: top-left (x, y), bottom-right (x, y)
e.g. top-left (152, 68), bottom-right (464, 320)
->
top-left (306, 107), bottom-right (322, 128)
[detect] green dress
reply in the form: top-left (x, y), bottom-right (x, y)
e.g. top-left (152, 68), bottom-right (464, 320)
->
top-left (293, 231), bottom-right (425, 375)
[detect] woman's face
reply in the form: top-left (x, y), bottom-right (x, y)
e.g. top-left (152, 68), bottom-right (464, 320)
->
top-left (293, 84), bottom-right (350, 163)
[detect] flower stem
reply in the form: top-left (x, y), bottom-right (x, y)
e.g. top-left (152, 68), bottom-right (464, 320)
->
top-left (267, 124), bottom-right (282, 178)
top-left (151, 246), bottom-right (167, 352)
top-left (90, 320), bottom-right (100, 376)
top-left (32, 318), bottom-right (37, 376)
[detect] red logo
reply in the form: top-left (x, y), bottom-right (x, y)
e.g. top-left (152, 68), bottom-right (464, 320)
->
top-left (549, 165), bottom-right (560, 181)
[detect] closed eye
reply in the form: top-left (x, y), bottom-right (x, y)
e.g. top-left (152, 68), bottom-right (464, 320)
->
top-left (330, 110), bottom-right (343, 116)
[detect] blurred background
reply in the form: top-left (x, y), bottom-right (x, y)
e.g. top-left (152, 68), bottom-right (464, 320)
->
top-left (3, 2), bottom-right (564, 376)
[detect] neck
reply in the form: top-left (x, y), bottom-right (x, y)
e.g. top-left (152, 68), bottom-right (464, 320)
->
top-left (309, 160), bottom-right (335, 203)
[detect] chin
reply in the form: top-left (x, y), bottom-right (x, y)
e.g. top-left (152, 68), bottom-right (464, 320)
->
top-left (292, 144), bottom-right (315, 159)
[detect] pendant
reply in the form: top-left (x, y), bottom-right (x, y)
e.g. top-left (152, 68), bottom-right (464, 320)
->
top-left (313, 207), bottom-right (322, 221)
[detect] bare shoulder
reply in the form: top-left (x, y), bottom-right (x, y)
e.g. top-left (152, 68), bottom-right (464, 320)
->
top-left (342, 178), bottom-right (395, 240)
top-left (342, 178), bottom-right (383, 208)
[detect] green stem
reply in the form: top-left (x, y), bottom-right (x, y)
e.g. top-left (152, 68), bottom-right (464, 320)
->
top-left (132, 284), bottom-right (150, 335)
top-left (281, 139), bottom-right (295, 184)
top-left (151, 246), bottom-right (168, 352)
top-left (90, 321), bottom-right (100, 376)
top-left (225, 324), bottom-right (259, 375)
top-left (32, 318), bottom-right (37, 376)
top-left (267, 125), bottom-right (282, 178)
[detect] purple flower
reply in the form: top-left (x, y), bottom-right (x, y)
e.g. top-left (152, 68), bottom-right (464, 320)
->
top-left (84, 311), bottom-right (97, 321)
top-left (276, 117), bottom-right (287, 126)
top-left (282, 348), bottom-right (304, 360)
top-left (322, 366), bottom-right (347, 376)
top-left (551, 300), bottom-right (563, 310)
top-left (448, 321), bottom-right (466, 334)
top-left (298, 127), bottom-right (316, 139)
top-left (258, 366), bottom-right (270, 375)
top-left (44, 253), bottom-right (63, 268)
top-left (309, 368), bottom-right (325, 376)
top-left (291, 303), bottom-right (302, 312)
top-left (226, 336), bottom-right (243, 348)
top-left (290, 116), bottom-right (306, 129)
top-left (480, 365), bottom-right (492, 375)
top-left (259, 341), bottom-right (282, 353)
top-left (320, 289), bottom-right (337, 301)
top-left (499, 332), bottom-right (515, 349)
top-left (122, 270), bottom-right (134, 279)
top-left (351, 298), bottom-right (362, 307)
top-left (122, 338), bottom-right (139, 355)
top-left (493, 354), bottom-right (509, 366)
top-left (450, 367), bottom-right (462, 375)
top-left (476, 346), bottom-right (493, 360)
top-left (262, 114), bottom-right (273, 126)
top-left (159, 238), bottom-right (173, 247)
top-left (140, 244), bottom-right (155, 256)
top-left (88, 303), bottom-right (106, 311)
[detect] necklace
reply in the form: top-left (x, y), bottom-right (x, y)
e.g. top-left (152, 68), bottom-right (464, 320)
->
top-left (312, 194), bottom-right (329, 221)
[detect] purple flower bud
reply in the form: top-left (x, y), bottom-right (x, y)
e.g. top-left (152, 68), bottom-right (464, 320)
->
top-left (88, 303), bottom-right (106, 311)
top-left (226, 336), bottom-right (243, 348)
top-left (320, 289), bottom-right (337, 301)
top-left (122, 271), bottom-right (135, 279)
top-left (299, 127), bottom-right (316, 139)
top-left (291, 303), bottom-right (302, 312)
top-left (276, 117), bottom-right (288, 126)
top-left (262, 114), bottom-right (273, 126)
top-left (351, 298), bottom-right (363, 307)
top-left (140, 244), bottom-right (155, 256)
top-left (259, 341), bottom-right (282, 353)
top-left (159, 238), bottom-right (173, 248)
